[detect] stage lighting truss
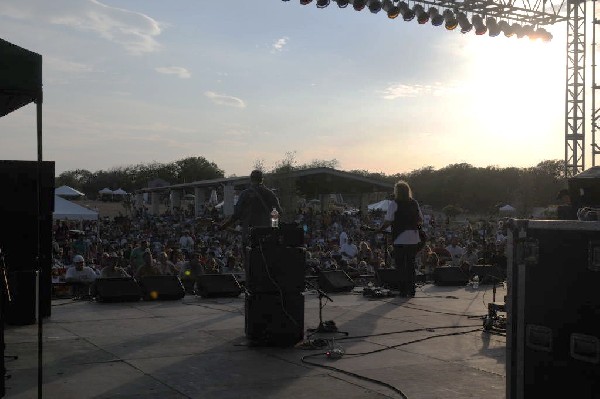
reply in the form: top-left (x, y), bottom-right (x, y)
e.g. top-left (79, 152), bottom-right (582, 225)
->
top-left (286, 0), bottom-right (564, 41)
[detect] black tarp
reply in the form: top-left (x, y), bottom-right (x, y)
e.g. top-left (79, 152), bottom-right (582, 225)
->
top-left (0, 37), bottom-right (42, 117)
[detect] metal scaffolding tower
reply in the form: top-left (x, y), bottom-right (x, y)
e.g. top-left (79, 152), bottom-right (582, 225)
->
top-left (286, 0), bottom-right (587, 176)
top-left (565, 0), bottom-right (586, 176)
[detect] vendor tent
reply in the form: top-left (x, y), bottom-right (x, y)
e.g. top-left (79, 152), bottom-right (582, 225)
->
top-left (53, 195), bottom-right (98, 221)
top-left (98, 187), bottom-right (113, 195)
top-left (499, 204), bottom-right (516, 213)
top-left (55, 185), bottom-right (84, 198)
top-left (113, 188), bottom-right (128, 195)
top-left (368, 199), bottom-right (392, 212)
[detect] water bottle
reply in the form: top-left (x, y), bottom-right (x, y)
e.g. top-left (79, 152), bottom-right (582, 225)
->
top-left (270, 207), bottom-right (279, 228)
top-left (473, 275), bottom-right (479, 289)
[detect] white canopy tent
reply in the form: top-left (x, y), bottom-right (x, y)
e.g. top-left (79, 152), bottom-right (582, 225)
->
top-left (499, 204), bottom-right (516, 213)
top-left (53, 195), bottom-right (98, 221)
top-left (113, 188), bottom-right (128, 195)
top-left (98, 187), bottom-right (113, 195)
top-left (368, 199), bottom-right (392, 212)
top-left (55, 185), bottom-right (84, 198)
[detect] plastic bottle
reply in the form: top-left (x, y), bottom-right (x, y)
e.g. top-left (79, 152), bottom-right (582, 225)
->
top-left (473, 275), bottom-right (479, 289)
top-left (270, 207), bottom-right (279, 228)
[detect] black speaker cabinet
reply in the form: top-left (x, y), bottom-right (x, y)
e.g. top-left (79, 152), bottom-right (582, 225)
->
top-left (94, 278), bottom-right (142, 303)
top-left (196, 274), bottom-right (242, 298)
top-left (376, 268), bottom-right (403, 289)
top-left (247, 245), bottom-right (305, 293)
top-left (507, 220), bottom-right (600, 399)
top-left (139, 275), bottom-right (185, 300)
top-left (470, 264), bottom-right (504, 285)
top-left (245, 292), bottom-right (304, 347)
top-left (433, 266), bottom-right (469, 286)
top-left (0, 161), bottom-right (54, 318)
top-left (318, 270), bottom-right (354, 293)
top-left (250, 225), bottom-right (304, 248)
top-left (5, 270), bottom-right (37, 325)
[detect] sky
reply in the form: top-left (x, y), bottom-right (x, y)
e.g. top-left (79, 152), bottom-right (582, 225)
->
top-left (0, 0), bottom-right (569, 177)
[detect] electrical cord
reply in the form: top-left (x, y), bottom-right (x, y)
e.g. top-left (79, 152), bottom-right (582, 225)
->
top-left (301, 327), bottom-right (482, 399)
top-left (301, 353), bottom-right (409, 399)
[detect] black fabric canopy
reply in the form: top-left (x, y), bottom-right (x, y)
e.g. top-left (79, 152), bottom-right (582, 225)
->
top-left (0, 37), bottom-right (42, 117)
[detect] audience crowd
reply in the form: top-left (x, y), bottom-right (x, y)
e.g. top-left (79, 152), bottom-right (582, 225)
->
top-left (51, 202), bottom-right (509, 297)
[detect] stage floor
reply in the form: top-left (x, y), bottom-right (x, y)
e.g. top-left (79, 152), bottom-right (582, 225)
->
top-left (3, 283), bottom-right (507, 399)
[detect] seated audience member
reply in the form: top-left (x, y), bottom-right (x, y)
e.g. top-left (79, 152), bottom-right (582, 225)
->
top-left (179, 251), bottom-right (204, 293)
top-left (340, 237), bottom-right (359, 261)
top-left (156, 251), bottom-right (177, 275)
top-left (445, 237), bottom-right (465, 266)
top-left (432, 239), bottom-right (452, 265)
top-left (420, 244), bottom-right (439, 276)
top-left (135, 250), bottom-right (160, 279)
top-left (459, 242), bottom-right (479, 273)
top-left (65, 254), bottom-right (97, 299)
top-left (100, 253), bottom-right (130, 278)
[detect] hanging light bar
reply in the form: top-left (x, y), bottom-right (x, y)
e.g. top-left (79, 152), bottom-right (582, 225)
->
top-left (367, 0), bottom-right (382, 13)
top-left (486, 17), bottom-right (501, 37)
top-left (456, 12), bottom-right (472, 34)
top-left (397, 2), bottom-right (415, 21)
top-left (472, 15), bottom-right (487, 35)
top-left (428, 7), bottom-right (444, 27)
top-left (443, 9), bottom-right (458, 30)
top-left (382, 0), bottom-right (400, 18)
top-left (334, 0), bottom-right (350, 7)
top-left (413, 4), bottom-right (429, 24)
top-left (316, 0), bottom-right (330, 7)
top-left (349, 0), bottom-right (367, 10)
top-left (300, 0), bottom-right (313, 4)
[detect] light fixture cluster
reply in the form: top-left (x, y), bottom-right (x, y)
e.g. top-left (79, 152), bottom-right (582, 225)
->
top-left (286, 0), bottom-right (553, 41)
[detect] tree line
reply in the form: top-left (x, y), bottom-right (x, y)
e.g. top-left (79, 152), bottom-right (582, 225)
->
top-left (56, 156), bottom-right (566, 216)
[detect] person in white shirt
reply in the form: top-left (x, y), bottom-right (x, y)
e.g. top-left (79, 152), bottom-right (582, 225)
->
top-left (445, 237), bottom-right (465, 266)
top-left (339, 230), bottom-right (348, 249)
top-left (65, 255), bottom-right (97, 299)
top-left (340, 237), bottom-right (358, 260)
top-left (179, 231), bottom-right (195, 252)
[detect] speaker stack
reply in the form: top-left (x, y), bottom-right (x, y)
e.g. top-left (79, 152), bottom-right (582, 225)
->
top-left (245, 226), bottom-right (305, 347)
top-left (0, 161), bottom-right (55, 322)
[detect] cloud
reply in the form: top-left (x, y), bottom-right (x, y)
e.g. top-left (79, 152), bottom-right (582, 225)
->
top-left (271, 36), bottom-right (289, 53)
top-left (0, 0), bottom-right (162, 55)
top-left (45, 56), bottom-right (94, 74)
top-left (380, 82), bottom-right (458, 99)
top-left (204, 91), bottom-right (246, 108)
top-left (155, 66), bottom-right (191, 79)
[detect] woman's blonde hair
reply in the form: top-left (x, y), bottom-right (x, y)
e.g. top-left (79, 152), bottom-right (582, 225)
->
top-left (394, 180), bottom-right (413, 201)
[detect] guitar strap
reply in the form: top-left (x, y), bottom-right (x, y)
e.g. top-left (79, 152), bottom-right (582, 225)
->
top-left (250, 186), bottom-right (271, 214)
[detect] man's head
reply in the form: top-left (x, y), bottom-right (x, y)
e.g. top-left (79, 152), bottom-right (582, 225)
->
top-left (73, 254), bottom-right (85, 270)
top-left (250, 169), bottom-right (263, 184)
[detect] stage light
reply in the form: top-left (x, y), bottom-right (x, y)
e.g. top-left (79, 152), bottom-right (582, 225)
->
top-left (486, 17), bottom-right (501, 37)
top-left (428, 7), bottom-right (444, 27)
top-left (498, 21), bottom-right (515, 37)
top-left (398, 1), bottom-right (415, 21)
top-left (316, 0), bottom-right (330, 7)
top-left (413, 4), bottom-right (429, 24)
top-left (536, 27), bottom-right (553, 42)
top-left (367, 0), bottom-right (382, 13)
top-left (456, 12), bottom-right (472, 33)
top-left (349, 0), bottom-right (367, 10)
top-left (300, 0), bottom-right (313, 4)
top-left (335, 0), bottom-right (349, 7)
top-left (512, 23), bottom-right (525, 38)
top-left (472, 15), bottom-right (487, 35)
top-left (382, 0), bottom-right (400, 18)
top-left (522, 25), bottom-right (536, 39)
top-left (443, 9), bottom-right (458, 30)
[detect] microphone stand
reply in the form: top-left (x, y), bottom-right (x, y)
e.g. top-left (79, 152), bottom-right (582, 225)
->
top-left (305, 279), bottom-right (348, 337)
